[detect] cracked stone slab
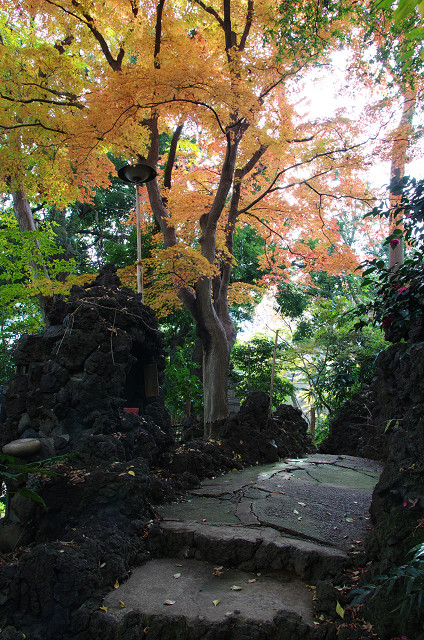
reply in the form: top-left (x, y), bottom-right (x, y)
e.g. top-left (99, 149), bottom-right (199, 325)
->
top-left (187, 455), bottom-right (382, 499)
top-left (235, 501), bottom-right (260, 525)
top-left (103, 557), bottom-right (315, 625)
top-left (159, 454), bottom-right (382, 553)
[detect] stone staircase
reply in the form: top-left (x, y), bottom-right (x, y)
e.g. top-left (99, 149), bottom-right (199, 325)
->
top-left (92, 454), bottom-right (383, 640)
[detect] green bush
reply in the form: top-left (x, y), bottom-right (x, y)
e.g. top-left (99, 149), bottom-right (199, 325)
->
top-left (230, 335), bottom-right (294, 408)
top-left (354, 177), bottom-right (424, 339)
top-left (352, 542), bottom-right (424, 625)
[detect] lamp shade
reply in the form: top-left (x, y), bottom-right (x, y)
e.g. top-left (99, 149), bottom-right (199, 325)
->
top-left (117, 163), bottom-right (157, 184)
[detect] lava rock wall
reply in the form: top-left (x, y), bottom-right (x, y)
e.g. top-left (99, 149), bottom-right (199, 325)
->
top-left (1, 265), bottom-right (173, 458)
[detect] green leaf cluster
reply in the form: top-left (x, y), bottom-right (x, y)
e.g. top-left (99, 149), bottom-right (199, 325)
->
top-left (163, 345), bottom-right (203, 421)
top-left (353, 177), bottom-right (424, 340)
top-left (352, 542), bottom-right (424, 623)
top-left (280, 296), bottom-right (387, 434)
top-left (265, 0), bottom-right (361, 66)
top-left (0, 452), bottom-right (74, 511)
top-left (230, 335), bottom-right (294, 408)
top-left (0, 208), bottom-right (76, 310)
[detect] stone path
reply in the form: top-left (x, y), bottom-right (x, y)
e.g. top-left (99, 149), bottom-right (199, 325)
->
top-left (100, 454), bottom-right (383, 639)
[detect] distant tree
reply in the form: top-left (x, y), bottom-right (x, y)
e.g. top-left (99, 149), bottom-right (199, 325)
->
top-left (230, 335), bottom-right (294, 409)
top-left (281, 297), bottom-right (387, 437)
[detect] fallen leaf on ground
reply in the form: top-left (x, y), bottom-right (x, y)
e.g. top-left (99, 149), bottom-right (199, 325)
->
top-left (213, 599), bottom-right (220, 606)
top-left (173, 573), bottom-right (181, 579)
top-left (163, 600), bottom-right (176, 605)
top-left (336, 601), bottom-right (345, 618)
top-left (128, 470), bottom-right (135, 476)
top-left (214, 566), bottom-right (223, 571)
top-left (114, 580), bottom-right (119, 589)
top-left (231, 585), bottom-right (242, 591)
top-left (248, 579), bottom-right (256, 583)
top-left (298, 502), bottom-right (306, 507)
top-left (119, 601), bottom-right (126, 608)
top-left (99, 606), bottom-right (108, 612)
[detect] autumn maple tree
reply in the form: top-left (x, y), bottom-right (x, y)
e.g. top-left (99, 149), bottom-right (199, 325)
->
top-left (1, 0), bottom-right (393, 436)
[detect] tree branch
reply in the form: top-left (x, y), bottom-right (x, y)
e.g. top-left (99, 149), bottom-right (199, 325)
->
top-left (44, 0), bottom-right (125, 70)
top-left (140, 97), bottom-right (226, 134)
top-left (154, 0), bottom-right (166, 69)
top-left (238, 0), bottom-right (254, 51)
top-left (0, 120), bottom-right (66, 134)
top-left (164, 123), bottom-right (184, 189)
top-left (0, 93), bottom-right (84, 110)
top-left (192, 0), bottom-right (224, 27)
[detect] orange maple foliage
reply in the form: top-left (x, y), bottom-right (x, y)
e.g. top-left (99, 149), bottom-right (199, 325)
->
top-left (0, 0), bottom-right (398, 428)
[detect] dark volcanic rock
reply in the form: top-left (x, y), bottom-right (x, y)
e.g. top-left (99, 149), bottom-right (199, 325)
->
top-left (319, 386), bottom-right (386, 461)
top-left (326, 342), bottom-right (424, 640)
top-left (0, 266), bottom-right (175, 639)
top-left (1, 264), bottom-right (173, 451)
top-left (221, 391), bottom-right (314, 465)
top-left (367, 343), bottom-right (424, 569)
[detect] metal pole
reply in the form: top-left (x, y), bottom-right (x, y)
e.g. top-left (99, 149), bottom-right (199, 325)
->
top-left (269, 329), bottom-right (279, 414)
top-left (310, 406), bottom-right (316, 446)
top-left (135, 184), bottom-right (144, 301)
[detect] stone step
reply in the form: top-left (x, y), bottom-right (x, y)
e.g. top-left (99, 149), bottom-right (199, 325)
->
top-left (96, 455), bottom-right (381, 639)
top-left (98, 557), bottom-right (324, 640)
top-left (150, 520), bottom-right (350, 582)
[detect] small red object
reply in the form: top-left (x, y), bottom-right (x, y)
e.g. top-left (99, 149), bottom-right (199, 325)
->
top-left (124, 408), bottom-right (139, 415)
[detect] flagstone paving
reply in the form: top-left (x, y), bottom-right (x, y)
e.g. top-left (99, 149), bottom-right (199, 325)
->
top-left (101, 454), bottom-right (383, 639)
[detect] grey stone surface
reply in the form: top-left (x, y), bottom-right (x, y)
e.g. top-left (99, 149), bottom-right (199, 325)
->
top-left (159, 454), bottom-right (381, 554)
top-left (104, 557), bottom-right (315, 624)
top-left (102, 454), bottom-right (383, 634)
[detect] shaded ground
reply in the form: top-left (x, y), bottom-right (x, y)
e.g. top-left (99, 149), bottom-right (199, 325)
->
top-left (1, 268), bottom-right (423, 639)
top-left (97, 454), bottom-right (381, 640)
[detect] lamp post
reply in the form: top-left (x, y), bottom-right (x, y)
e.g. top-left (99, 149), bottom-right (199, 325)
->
top-left (117, 163), bottom-right (157, 301)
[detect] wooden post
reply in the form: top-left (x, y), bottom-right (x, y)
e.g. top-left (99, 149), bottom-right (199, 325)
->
top-left (144, 363), bottom-right (159, 397)
top-left (269, 329), bottom-right (279, 415)
top-left (310, 405), bottom-right (316, 445)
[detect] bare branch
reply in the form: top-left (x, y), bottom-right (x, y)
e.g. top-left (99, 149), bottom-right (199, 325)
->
top-left (235, 144), bottom-right (268, 180)
top-left (154, 0), bottom-right (166, 69)
top-left (0, 120), bottom-right (66, 134)
top-left (140, 97), bottom-right (226, 134)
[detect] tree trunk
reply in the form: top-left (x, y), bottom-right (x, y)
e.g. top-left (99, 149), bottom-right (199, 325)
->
top-left (389, 85), bottom-right (416, 270)
top-left (12, 189), bottom-right (51, 322)
top-left (202, 324), bottom-right (231, 439)
top-left (12, 189), bottom-right (37, 232)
